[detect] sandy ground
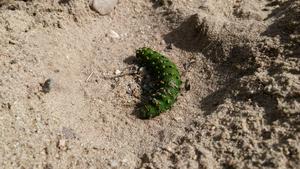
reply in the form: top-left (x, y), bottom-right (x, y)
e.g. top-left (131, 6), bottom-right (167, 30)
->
top-left (0, 0), bottom-right (299, 168)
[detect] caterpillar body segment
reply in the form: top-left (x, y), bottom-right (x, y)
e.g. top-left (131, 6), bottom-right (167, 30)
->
top-left (136, 47), bottom-right (182, 119)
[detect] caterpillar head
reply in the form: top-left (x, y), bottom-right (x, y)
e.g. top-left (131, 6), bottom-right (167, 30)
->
top-left (136, 47), bottom-right (153, 60)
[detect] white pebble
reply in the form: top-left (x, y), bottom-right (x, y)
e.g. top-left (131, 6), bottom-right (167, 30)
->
top-left (58, 139), bottom-right (67, 150)
top-left (90, 0), bottom-right (118, 15)
top-left (109, 30), bottom-right (120, 39)
top-left (138, 67), bottom-right (146, 73)
top-left (110, 160), bottom-right (118, 167)
top-left (115, 69), bottom-right (121, 75)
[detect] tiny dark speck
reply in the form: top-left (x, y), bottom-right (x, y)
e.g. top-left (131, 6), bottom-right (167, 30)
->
top-left (10, 59), bottom-right (17, 64)
top-left (41, 78), bottom-right (52, 93)
top-left (185, 79), bottom-right (191, 91)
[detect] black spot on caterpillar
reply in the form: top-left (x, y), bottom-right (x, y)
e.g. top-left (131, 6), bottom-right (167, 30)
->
top-left (136, 47), bottom-right (182, 119)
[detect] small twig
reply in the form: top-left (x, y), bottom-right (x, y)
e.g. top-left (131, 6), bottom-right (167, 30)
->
top-left (201, 41), bottom-right (213, 53)
top-left (102, 72), bottom-right (139, 80)
top-left (85, 71), bottom-right (94, 82)
top-left (100, 65), bottom-right (140, 80)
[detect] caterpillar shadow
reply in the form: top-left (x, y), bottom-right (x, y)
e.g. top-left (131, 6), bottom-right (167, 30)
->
top-left (123, 56), bottom-right (155, 119)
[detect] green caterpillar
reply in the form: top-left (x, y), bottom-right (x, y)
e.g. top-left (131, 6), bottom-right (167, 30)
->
top-left (136, 47), bottom-right (182, 119)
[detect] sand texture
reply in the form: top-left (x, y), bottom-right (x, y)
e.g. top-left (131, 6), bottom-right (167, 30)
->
top-left (0, 0), bottom-right (299, 168)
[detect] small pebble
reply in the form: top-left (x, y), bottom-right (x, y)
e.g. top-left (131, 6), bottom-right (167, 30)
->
top-left (115, 69), bottom-right (121, 75)
top-left (126, 84), bottom-right (132, 96)
top-left (109, 160), bottom-right (118, 168)
top-left (111, 83), bottom-right (116, 89)
top-left (41, 78), bottom-right (52, 93)
top-left (108, 30), bottom-right (120, 39)
top-left (57, 139), bottom-right (67, 150)
top-left (138, 67), bottom-right (146, 73)
top-left (185, 79), bottom-right (191, 91)
top-left (90, 0), bottom-right (118, 15)
top-left (173, 116), bottom-right (183, 122)
top-left (132, 88), bottom-right (140, 98)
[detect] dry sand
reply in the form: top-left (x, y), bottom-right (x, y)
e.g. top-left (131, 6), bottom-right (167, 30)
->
top-left (0, 0), bottom-right (299, 168)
